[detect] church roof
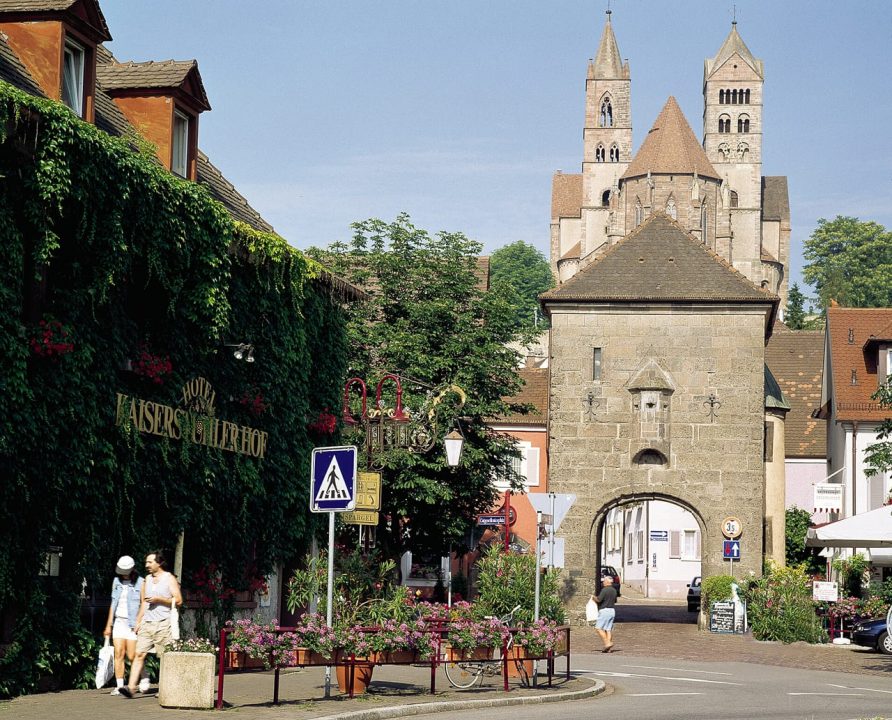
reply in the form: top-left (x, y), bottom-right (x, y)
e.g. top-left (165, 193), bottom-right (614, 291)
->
top-left (540, 213), bottom-right (777, 306)
top-left (589, 11), bottom-right (629, 80)
top-left (621, 97), bottom-right (720, 181)
top-left (764, 365), bottom-right (791, 412)
top-left (705, 23), bottom-right (763, 79)
top-left (551, 172), bottom-right (583, 219)
top-left (765, 328), bottom-right (826, 458)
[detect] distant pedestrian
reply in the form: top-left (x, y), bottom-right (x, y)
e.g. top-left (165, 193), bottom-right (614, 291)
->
top-left (593, 576), bottom-right (617, 652)
top-left (103, 555), bottom-right (150, 694)
top-left (118, 550), bottom-right (182, 699)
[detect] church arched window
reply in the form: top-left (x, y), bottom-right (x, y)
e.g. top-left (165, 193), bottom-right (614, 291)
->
top-left (609, 144), bottom-right (619, 162)
top-left (738, 114), bottom-right (750, 133)
top-left (737, 142), bottom-right (749, 161)
top-left (718, 142), bottom-right (731, 161)
top-left (730, 190), bottom-right (739, 208)
top-left (744, 89), bottom-right (751, 104)
top-left (595, 144), bottom-right (605, 163)
top-left (718, 114), bottom-right (730, 133)
top-left (599, 96), bottom-right (613, 127)
top-left (732, 89), bottom-right (738, 104)
top-left (719, 89), bottom-right (726, 104)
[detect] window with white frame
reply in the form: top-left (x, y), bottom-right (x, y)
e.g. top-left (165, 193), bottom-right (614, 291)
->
top-left (636, 530), bottom-right (644, 561)
top-left (626, 531), bottom-right (633, 565)
top-left (682, 529), bottom-right (700, 560)
top-left (61, 40), bottom-right (85, 117)
top-left (492, 441), bottom-right (539, 490)
top-left (172, 110), bottom-right (190, 177)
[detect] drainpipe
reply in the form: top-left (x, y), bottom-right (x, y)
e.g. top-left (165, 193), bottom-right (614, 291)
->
top-left (851, 422), bottom-right (858, 518)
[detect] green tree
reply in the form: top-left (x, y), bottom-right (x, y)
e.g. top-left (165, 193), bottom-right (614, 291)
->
top-left (802, 216), bottom-right (892, 313)
top-left (785, 507), bottom-right (823, 574)
top-left (864, 376), bottom-right (892, 495)
top-left (309, 214), bottom-right (526, 559)
top-left (489, 241), bottom-right (555, 333)
top-left (784, 283), bottom-right (807, 329)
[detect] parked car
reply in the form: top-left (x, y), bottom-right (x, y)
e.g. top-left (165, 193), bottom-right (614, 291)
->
top-left (851, 618), bottom-right (892, 655)
top-left (597, 565), bottom-right (621, 597)
top-left (687, 576), bottom-right (701, 612)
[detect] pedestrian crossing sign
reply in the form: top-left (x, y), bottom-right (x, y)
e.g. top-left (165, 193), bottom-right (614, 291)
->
top-left (310, 446), bottom-right (357, 512)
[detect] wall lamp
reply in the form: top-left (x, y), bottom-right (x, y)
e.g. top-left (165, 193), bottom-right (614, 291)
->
top-left (226, 343), bottom-right (255, 363)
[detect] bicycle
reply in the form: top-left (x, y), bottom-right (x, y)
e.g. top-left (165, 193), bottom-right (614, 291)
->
top-left (442, 605), bottom-right (531, 688)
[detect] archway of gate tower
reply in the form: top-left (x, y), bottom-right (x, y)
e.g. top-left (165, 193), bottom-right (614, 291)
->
top-left (594, 494), bottom-right (703, 601)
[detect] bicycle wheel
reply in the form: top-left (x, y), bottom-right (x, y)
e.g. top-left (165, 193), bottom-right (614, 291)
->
top-left (444, 660), bottom-right (483, 688)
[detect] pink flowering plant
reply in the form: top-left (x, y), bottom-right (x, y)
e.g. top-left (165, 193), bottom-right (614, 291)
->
top-left (368, 619), bottom-right (413, 654)
top-left (293, 613), bottom-right (337, 657)
top-left (447, 616), bottom-right (508, 651)
top-left (334, 624), bottom-right (373, 658)
top-left (513, 619), bottom-right (560, 656)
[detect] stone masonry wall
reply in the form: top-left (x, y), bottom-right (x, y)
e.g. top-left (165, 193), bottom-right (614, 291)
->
top-left (548, 304), bottom-right (767, 612)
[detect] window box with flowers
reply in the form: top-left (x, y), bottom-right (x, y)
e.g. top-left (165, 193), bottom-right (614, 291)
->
top-left (29, 318), bottom-right (74, 360)
top-left (292, 612), bottom-right (337, 664)
top-left (131, 342), bottom-right (173, 385)
top-left (445, 617), bottom-right (508, 661)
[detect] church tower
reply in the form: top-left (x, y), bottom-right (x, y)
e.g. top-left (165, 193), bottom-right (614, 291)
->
top-left (702, 22), bottom-right (765, 284)
top-left (580, 10), bottom-right (631, 257)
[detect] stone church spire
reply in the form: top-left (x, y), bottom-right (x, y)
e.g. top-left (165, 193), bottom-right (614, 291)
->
top-left (589, 10), bottom-right (629, 80)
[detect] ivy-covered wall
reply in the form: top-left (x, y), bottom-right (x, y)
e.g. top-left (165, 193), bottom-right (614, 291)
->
top-left (0, 84), bottom-right (348, 694)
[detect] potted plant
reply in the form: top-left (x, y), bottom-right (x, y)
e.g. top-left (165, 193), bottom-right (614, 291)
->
top-left (333, 624), bottom-right (374, 694)
top-left (509, 619), bottom-right (559, 678)
top-left (225, 618), bottom-right (271, 669)
top-left (445, 616), bottom-right (507, 661)
top-left (368, 619), bottom-right (415, 663)
top-left (293, 613), bottom-right (336, 664)
top-left (158, 637), bottom-right (216, 709)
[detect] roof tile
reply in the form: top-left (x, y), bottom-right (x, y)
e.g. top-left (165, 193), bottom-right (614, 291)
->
top-left (495, 368), bottom-right (548, 425)
top-left (551, 172), bottom-right (582, 219)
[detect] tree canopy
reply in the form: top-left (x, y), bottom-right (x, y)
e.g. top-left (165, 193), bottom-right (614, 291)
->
top-left (864, 377), bottom-right (892, 495)
top-left (308, 214), bottom-right (526, 558)
top-left (489, 241), bottom-right (555, 333)
top-left (802, 216), bottom-right (892, 312)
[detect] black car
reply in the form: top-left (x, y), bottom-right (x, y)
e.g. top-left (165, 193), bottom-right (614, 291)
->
top-left (687, 576), bottom-right (701, 612)
top-left (851, 618), bottom-right (892, 655)
top-left (597, 565), bottom-right (621, 597)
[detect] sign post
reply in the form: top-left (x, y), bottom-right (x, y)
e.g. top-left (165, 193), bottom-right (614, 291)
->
top-left (310, 446), bottom-right (357, 698)
top-left (721, 517), bottom-right (742, 578)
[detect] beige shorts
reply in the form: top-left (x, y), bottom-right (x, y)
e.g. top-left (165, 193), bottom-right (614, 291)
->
top-left (136, 619), bottom-right (171, 655)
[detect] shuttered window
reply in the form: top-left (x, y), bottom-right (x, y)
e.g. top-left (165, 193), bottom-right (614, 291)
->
top-left (669, 530), bottom-right (681, 558)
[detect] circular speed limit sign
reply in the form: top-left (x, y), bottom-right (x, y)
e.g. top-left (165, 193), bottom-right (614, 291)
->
top-left (722, 516), bottom-right (742, 539)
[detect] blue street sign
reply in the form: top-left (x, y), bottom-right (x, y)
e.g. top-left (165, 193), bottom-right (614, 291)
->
top-left (723, 539), bottom-right (741, 560)
top-left (477, 514), bottom-right (506, 527)
top-left (310, 446), bottom-right (357, 512)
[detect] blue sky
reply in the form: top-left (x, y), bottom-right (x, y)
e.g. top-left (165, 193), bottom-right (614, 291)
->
top-left (102, 1), bottom-right (891, 296)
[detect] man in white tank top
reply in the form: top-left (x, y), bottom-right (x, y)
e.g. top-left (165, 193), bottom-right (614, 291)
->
top-left (119, 550), bottom-right (182, 699)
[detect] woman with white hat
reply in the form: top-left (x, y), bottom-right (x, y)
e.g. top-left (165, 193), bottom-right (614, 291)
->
top-left (103, 556), bottom-right (149, 694)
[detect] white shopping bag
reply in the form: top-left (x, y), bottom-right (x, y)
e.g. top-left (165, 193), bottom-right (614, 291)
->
top-left (169, 602), bottom-right (180, 641)
top-left (95, 637), bottom-right (115, 689)
top-left (585, 596), bottom-right (599, 623)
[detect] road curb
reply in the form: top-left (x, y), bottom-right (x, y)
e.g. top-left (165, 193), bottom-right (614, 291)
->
top-left (321, 678), bottom-right (605, 720)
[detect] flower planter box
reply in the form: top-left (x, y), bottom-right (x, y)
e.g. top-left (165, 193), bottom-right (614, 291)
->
top-left (445, 645), bottom-right (493, 661)
top-left (507, 646), bottom-right (534, 678)
top-left (371, 649), bottom-right (417, 664)
top-left (158, 651), bottom-right (215, 709)
top-left (225, 650), bottom-right (266, 669)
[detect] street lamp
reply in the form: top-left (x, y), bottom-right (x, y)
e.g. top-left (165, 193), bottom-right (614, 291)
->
top-left (444, 427), bottom-right (465, 467)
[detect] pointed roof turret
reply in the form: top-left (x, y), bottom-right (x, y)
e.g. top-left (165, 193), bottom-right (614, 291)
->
top-left (589, 10), bottom-right (629, 80)
top-left (705, 22), bottom-right (763, 80)
top-left (622, 96), bottom-right (720, 180)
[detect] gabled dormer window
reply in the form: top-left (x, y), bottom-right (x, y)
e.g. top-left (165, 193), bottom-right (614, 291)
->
top-left (62, 39), bottom-right (85, 117)
top-left (172, 110), bottom-right (189, 177)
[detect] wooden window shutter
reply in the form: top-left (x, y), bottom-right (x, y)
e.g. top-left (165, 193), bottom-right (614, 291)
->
top-left (669, 530), bottom-right (681, 558)
top-left (525, 447), bottom-right (540, 487)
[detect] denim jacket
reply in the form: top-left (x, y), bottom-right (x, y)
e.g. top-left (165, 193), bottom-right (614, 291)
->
top-left (110, 576), bottom-right (144, 628)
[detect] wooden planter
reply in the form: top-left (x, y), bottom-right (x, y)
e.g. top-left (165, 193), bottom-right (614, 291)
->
top-left (226, 650), bottom-right (266, 669)
top-left (371, 649), bottom-right (417, 664)
top-left (335, 660), bottom-right (374, 694)
top-left (507, 645), bottom-right (534, 678)
top-left (445, 645), bottom-right (493, 661)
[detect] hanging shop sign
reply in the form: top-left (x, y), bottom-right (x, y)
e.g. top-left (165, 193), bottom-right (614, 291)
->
top-left (813, 483), bottom-right (843, 513)
top-left (115, 377), bottom-right (269, 459)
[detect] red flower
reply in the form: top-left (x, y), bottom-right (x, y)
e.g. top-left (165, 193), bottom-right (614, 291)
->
top-left (29, 319), bottom-right (74, 359)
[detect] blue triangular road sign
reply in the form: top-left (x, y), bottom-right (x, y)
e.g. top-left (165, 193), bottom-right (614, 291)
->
top-left (310, 446), bottom-right (357, 512)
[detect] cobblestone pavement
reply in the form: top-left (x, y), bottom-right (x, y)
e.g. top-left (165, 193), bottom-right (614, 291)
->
top-left (3, 599), bottom-right (889, 719)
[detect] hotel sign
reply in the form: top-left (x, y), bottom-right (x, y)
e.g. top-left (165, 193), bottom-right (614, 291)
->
top-left (115, 377), bottom-right (269, 459)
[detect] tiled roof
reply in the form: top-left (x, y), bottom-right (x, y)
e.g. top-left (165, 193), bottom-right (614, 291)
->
top-left (622, 97), bottom-right (720, 181)
top-left (765, 328), bottom-right (825, 458)
top-left (97, 60), bottom-right (210, 111)
top-left (705, 23), bottom-right (763, 79)
top-left (827, 307), bottom-right (892, 422)
top-left (196, 151), bottom-right (274, 233)
top-left (761, 176), bottom-right (789, 222)
top-left (561, 241), bottom-right (581, 260)
top-left (0, 0), bottom-right (111, 41)
top-left (540, 213), bottom-right (777, 305)
top-left (494, 368), bottom-right (548, 426)
top-left (551, 172), bottom-right (582, 219)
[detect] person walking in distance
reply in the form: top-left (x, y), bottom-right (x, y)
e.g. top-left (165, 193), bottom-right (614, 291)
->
top-left (103, 556), bottom-right (151, 694)
top-left (593, 576), bottom-right (617, 653)
top-left (118, 550), bottom-right (182, 698)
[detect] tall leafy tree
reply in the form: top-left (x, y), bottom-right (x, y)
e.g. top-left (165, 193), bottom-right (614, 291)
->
top-left (802, 216), bottom-right (892, 313)
top-left (864, 377), bottom-right (892, 497)
top-left (489, 241), bottom-right (555, 333)
top-left (309, 214), bottom-right (526, 558)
